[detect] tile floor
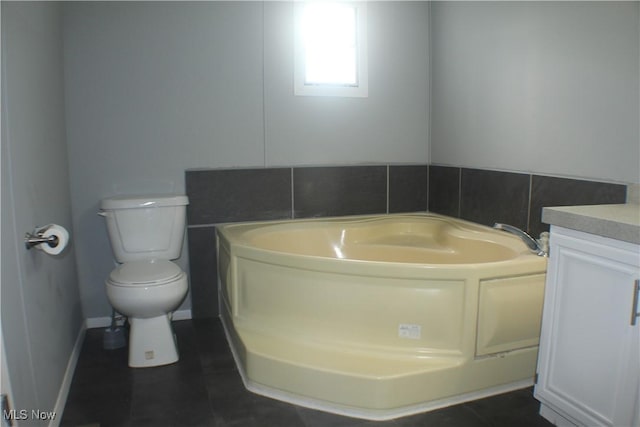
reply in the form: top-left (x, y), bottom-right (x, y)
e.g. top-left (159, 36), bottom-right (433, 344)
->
top-left (61, 319), bottom-right (553, 427)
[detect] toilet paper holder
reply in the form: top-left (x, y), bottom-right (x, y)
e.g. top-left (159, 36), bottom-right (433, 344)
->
top-left (24, 225), bottom-right (59, 250)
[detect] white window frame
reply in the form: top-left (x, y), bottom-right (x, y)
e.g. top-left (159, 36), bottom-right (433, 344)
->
top-left (294, 1), bottom-right (368, 98)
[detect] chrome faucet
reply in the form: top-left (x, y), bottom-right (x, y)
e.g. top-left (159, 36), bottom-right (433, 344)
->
top-left (493, 223), bottom-right (548, 257)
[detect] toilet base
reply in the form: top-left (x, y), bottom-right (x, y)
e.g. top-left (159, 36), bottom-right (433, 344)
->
top-left (128, 314), bottom-right (179, 368)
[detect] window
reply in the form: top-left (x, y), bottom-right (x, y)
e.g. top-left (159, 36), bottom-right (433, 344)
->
top-left (294, 1), bottom-right (368, 98)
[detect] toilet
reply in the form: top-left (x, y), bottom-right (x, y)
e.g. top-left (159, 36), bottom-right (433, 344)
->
top-left (99, 194), bottom-right (189, 368)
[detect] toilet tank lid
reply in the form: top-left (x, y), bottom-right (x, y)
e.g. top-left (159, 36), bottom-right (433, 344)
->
top-left (101, 194), bottom-right (189, 210)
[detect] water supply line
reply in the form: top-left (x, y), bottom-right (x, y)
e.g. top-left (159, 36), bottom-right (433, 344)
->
top-left (103, 308), bottom-right (126, 350)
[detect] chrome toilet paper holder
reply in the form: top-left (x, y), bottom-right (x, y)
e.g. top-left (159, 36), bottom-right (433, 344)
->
top-left (24, 225), bottom-right (59, 250)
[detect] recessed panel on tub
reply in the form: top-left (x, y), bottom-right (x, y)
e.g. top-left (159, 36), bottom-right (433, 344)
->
top-left (236, 257), bottom-right (467, 355)
top-left (476, 274), bottom-right (545, 356)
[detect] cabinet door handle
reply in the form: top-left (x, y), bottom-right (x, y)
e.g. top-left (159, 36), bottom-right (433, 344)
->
top-left (632, 279), bottom-right (640, 326)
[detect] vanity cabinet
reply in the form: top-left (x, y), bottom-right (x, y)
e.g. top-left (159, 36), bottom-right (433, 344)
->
top-left (534, 226), bottom-right (640, 427)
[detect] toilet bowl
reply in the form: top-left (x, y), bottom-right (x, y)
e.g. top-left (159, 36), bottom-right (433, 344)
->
top-left (106, 260), bottom-right (188, 367)
top-left (100, 194), bottom-right (189, 368)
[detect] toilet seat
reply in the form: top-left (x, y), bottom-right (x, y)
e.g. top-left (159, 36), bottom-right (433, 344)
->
top-left (108, 260), bottom-right (184, 287)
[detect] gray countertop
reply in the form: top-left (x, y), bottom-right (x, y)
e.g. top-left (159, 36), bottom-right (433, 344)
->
top-left (542, 203), bottom-right (640, 245)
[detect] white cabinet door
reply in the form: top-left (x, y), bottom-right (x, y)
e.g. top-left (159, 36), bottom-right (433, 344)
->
top-left (535, 226), bottom-right (640, 427)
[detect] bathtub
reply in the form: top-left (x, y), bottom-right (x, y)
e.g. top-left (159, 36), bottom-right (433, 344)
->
top-left (216, 213), bottom-right (547, 420)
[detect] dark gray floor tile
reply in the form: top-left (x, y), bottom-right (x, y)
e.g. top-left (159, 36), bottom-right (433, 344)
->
top-left (130, 372), bottom-right (214, 426)
top-left (72, 328), bottom-right (131, 378)
top-left (204, 370), bottom-right (246, 401)
top-left (61, 380), bottom-right (132, 427)
top-left (193, 318), bottom-right (236, 374)
top-left (464, 388), bottom-right (552, 427)
top-left (394, 404), bottom-right (487, 427)
top-left (297, 406), bottom-right (399, 427)
top-left (211, 392), bottom-right (306, 427)
top-left (62, 319), bottom-right (549, 427)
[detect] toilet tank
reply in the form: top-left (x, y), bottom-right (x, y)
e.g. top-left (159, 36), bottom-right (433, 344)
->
top-left (100, 194), bottom-right (189, 263)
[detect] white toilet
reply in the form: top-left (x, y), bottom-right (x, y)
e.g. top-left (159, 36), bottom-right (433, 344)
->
top-left (100, 194), bottom-right (189, 368)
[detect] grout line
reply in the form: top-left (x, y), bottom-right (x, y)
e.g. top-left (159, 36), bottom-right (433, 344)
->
top-left (457, 167), bottom-right (462, 218)
top-left (526, 174), bottom-right (533, 233)
top-left (426, 164), bottom-right (430, 212)
top-left (386, 165), bottom-right (390, 214)
top-left (291, 167), bottom-right (295, 218)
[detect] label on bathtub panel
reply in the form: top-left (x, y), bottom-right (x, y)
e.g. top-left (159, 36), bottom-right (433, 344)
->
top-left (398, 323), bottom-right (422, 340)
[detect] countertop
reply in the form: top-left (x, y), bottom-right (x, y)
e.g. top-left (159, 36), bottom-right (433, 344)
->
top-left (542, 203), bottom-right (640, 245)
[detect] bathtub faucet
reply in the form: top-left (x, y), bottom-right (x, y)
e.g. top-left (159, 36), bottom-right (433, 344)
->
top-left (493, 223), bottom-right (549, 257)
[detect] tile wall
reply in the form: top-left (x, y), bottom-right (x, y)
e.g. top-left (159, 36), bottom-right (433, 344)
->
top-left (186, 164), bottom-right (625, 318)
top-left (428, 166), bottom-right (626, 238)
top-left (186, 165), bottom-right (428, 318)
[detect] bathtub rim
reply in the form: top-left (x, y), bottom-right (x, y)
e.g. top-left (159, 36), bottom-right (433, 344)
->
top-left (216, 212), bottom-right (544, 271)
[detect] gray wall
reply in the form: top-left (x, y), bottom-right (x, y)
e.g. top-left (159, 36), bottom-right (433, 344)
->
top-left (1, 1), bottom-right (83, 421)
top-left (430, 1), bottom-right (640, 184)
top-left (264, 2), bottom-right (430, 165)
top-left (62, 1), bottom-right (430, 319)
top-left (61, 1), bottom-right (638, 320)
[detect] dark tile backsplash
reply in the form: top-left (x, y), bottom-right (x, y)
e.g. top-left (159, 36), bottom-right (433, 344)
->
top-left (428, 165), bottom-right (460, 217)
top-left (186, 167), bottom-right (292, 319)
top-left (528, 175), bottom-right (626, 237)
top-left (186, 164), bottom-right (426, 318)
top-left (460, 168), bottom-right (530, 230)
top-left (293, 166), bottom-right (387, 218)
top-left (429, 166), bottom-right (626, 237)
top-left (185, 168), bottom-right (292, 225)
top-left (187, 227), bottom-right (219, 319)
top-left (186, 164), bottom-right (628, 318)
top-left (389, 165), bottom-right (428, 213)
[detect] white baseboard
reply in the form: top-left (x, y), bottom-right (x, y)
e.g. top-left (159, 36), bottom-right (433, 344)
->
top-left (85, 309), bottom-right (192, 329)
top-left (172, 309), bottom-right (192, 321)
top-left (50, 323), bottom-right (86, 427)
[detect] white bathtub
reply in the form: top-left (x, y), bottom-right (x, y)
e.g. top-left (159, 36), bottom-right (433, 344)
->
top-left (216, 213), bottom-right (547, 420)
